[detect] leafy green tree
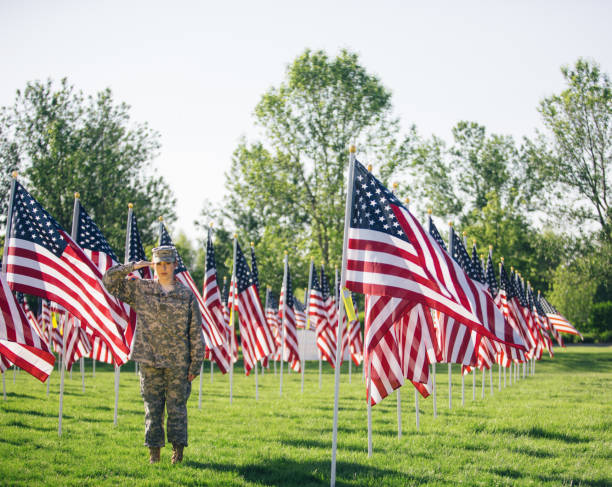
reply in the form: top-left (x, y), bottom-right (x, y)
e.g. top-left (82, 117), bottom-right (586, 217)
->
top-left (0, 78), bottom-right (176, 255)
top-left (538, 58), bottom-right (612, 243)
top-left (209, 49), bottom-right (412, 289)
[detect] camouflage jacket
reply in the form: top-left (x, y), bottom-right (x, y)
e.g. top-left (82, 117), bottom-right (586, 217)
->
top-left (103, 263), bottom-right (204, 376)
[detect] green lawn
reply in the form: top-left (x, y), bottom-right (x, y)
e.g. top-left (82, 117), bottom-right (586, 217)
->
top-left (1, 346), bottom-right (611, 486)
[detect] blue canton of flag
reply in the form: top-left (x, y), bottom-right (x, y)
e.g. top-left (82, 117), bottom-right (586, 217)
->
top-left (234, 243), bottom-right (255, 294)
top-left (471, 243), bottom-right (486, 285)
top-left (450, 229), bottom-right (477, 281)
top-left (428, 217), bottom-right (447, 251)
top-left (485, 252), bottom-right (499, 297)
top-left (75, 201), bottom-right (119, 261)
top-left (351, 162), bottom-right (409, 242)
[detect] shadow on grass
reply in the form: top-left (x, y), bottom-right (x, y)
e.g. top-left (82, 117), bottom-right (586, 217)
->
top-left (494, 426), bottom-right (590, 443)
top-left (2, 391), bottom-right (40, 400)
top-left (278, 438), bottom-right (365, 454)
top-left (186, 457), bottom-right (427, 487)
top-left (510, 445), bottom-right (556, 458)
top-left (5, 419), bottom-right (57, 432)
top-left (1, 407), bottom-right (60, 418)
top-left (546, 352), bottom-right (612, 373)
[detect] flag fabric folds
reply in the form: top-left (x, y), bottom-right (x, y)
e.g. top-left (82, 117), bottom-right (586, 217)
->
top-left (5, 182), bottom-right (130, 365)
top-left (0, 273), bottom-right (55, 381)
top-left (279, 263), bottom-right (301, 372)
top-left (230, 243), bottom-right (275, 374)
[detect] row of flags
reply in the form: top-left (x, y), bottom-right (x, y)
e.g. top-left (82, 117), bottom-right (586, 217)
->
top-left (1, 166), bottom-right (579, 404)
top-left (0, 176), bottom-right (363, 386)
top-left (340, 158), bottom-right (582, 406)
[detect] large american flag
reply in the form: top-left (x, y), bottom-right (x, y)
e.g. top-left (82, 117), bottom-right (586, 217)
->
top-left (0, 274), bottom-right (55, 381)
top-left (345, 160), bottom-right (526, 358)
top-left (76, 200), bottom-right (136, 352)
top-left (229, 243), bottom-right (275, 374)
top-left (278, 262), bottom-right (301, 372)
top-left (159, 224), bottom-right (230, 372)
top-left (5, 182), bottom-right (131, 365)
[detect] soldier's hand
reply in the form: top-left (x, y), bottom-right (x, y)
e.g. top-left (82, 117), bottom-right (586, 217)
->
top-left (133, 260), bottom-right (152, 270)
top-left (188, 374), bottom-right (196, 382)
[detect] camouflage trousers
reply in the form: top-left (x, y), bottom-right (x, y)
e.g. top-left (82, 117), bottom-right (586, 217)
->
top-left (139, 364), bottom-right (192, 447)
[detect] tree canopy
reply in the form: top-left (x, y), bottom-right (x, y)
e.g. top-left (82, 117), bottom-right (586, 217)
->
top-left (0, 78), bottom-right (175, 255)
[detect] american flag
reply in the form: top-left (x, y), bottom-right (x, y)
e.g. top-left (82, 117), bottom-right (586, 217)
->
top-left (37, 298), bottom-right (52, 348)
top-left (229, 242), bottom-right (275, 374)
top-left (278, 261), bottom-right (300, 372)
top-left (76, 200), bottom-right (137, 350)
top-left (495, 262), bottom-right (529, 365)
top-left (0, 273), bottom-right (55, 381)
top-left (539, 295), bottom-right (582, 339)
top-left (430, 224), bottom-right (481, 367)
top-left (308, 264), bottom-right (327, 331)
top-left (63, 314), bottom-right (92, 371)
top-left (265, 288), bottom-right (281, 361)
top-left (293, 297), bottom-right (308, 329)
top-left (470, 245), bottom-right (496, 370)
top-left (126, 210), bottom-right (152, 279)
top-left (159, 224), bottom-right (230, 372)
top-left (345, 160), bottom-right (525, 358)
top-left (5, 181), bottom-right (131, 365)
top-left (528, 286), bottom-right (553, 357)
top-left (316, 266), bottom-right (337, 367)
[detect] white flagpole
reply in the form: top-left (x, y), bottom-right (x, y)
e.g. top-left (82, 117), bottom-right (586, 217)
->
top-left (472, 368), bottom-right (476, 400)
top-left (490, 365), bottom-right (493, 395)
top-left (504, 363), bottom-right (507, 387)
top-left (432, 362), bottom-right (437, 418)
top-left (279, 252), bottom-right (288, 397)
top-left (461, 369), bottom-right (465, 406)
top-left (481, 367), bottom-right (485, 398)
top-left (80, 356), bottom-right (85, 392)
top-left (229, 235), bottom-right (238, 405)
top-left (447, 223), bottom-right (455, 410)
top-left (1, 174), bottom-right (17, 402)
top-left (330, 146), bottom-right (355, 486)
top-left (393, 184), bottom-right (402, 438)
top-left (92, 358), bottom-right (95, 378)
top-left (367, 353), bottom-right (373, 458)
top-left (319, 266), bottom-right (323, 390)
top-left (115, 202), bottom-right (134, 426)
top-left (499, 362), bottom-right (502, 390)
top-left (414, 388), bottom-right (420, 431)
top-left (198, 363), bottom-right (203, 409)
top-left (58, 312), bottom-right (69, 436)
top-left (303, 258), bottom-right (313, 393)
top-left (59, 192), bottom-right (81, 435)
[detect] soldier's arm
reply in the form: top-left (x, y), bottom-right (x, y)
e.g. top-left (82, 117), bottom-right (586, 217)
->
top-left (103, 262), bottom-right (140, 305)
top-left (188, 295), bottom-right (205, 378)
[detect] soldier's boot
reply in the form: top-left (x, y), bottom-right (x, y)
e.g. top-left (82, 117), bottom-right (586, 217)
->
top-left (149, 447), bottom-right (161, 464)
top-left (171, 443), bottom-right (184, 464)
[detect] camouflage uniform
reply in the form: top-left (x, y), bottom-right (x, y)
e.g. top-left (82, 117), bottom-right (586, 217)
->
top-left (103, 261), bottom-right (204, 447)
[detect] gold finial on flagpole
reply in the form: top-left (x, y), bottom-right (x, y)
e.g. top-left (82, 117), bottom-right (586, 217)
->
top-left (233, 233), bottom-right (237, 239)
top-left (367, 164), bottom-right (372, 172)
top-left (158, 216), bottom-right (163, 222)
top-left (349, 145), bottom-right (356, 154)
top-left (393, 182), bottom-right (399, 190)
top-left (209, 222), bottom-right (214, 228)
top-left (251, 241), bottom-right (254, 247)
top-left (284, 250), bottom-right (288, 256)
top-left (74, 192), bottom-right (80, 199)
top-left (11, 171), bottom-right (18, 179)
top-left (448, 221), bottom-right (453, 227)
top-left (427, 208), bottom-right (432, 215)
top-left (500, 257), bottom-right (505, 262)
top-left (128, 203), bottom-right (133, 209)
top-left (489, 245), bottom-right (493, 251)
top-left (462, 231), bottom-right (467, 237)
top-left (404, 197), bottom-right (410, 204)
top-left (473, 239), bottom-right (477, 245)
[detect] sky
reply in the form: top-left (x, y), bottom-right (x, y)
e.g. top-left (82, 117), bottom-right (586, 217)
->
top-left (2, 1), bottom-right (611, 243)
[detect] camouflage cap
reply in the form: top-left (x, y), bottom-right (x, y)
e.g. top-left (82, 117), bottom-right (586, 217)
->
top-left (151, 245), bottom-right (177, 263)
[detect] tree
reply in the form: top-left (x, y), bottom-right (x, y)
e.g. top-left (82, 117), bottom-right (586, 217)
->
top-left (538, 58), bottom-right (612, 243)
top-left (0, 78), bottom-right (176, 254)
top-left (208, 49), bottom-right (412, 289)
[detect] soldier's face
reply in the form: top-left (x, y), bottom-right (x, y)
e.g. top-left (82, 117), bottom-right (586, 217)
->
top-left (154, 260), bottom-right (177, 284)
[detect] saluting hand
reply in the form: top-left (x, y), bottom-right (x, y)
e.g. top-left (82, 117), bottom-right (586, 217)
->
top-left (133, 260), bottom-right (152, 270)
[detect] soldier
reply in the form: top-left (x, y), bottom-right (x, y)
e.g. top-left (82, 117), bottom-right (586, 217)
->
top-left (103, 245), bottom-right (205, 464)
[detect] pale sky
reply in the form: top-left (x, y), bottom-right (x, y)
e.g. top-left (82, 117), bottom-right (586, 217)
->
top-left (2, 1), bottom-right (611, 243)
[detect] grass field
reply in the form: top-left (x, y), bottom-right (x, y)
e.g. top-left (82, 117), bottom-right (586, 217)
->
top-left (1, 345), bottom-right (611, 486)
